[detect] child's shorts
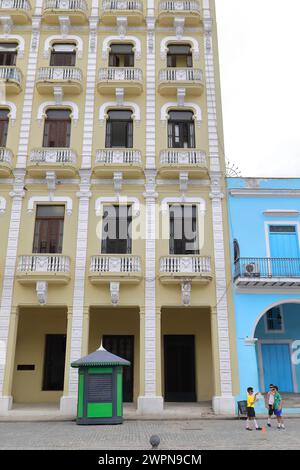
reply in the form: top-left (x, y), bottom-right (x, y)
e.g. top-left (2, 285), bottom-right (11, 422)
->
top-left (274, 408), bottom-right (282, 417)
top-left (247, 407), bottom-right (255, 418)
top-left (268, 405), bottom-right (275, 416)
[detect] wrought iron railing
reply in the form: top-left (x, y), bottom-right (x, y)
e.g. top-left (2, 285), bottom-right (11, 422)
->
top-left (234, 257), bottom-right (300, 279)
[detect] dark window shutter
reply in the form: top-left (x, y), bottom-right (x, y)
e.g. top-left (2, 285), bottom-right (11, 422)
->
top-left (0, 110), bottom-right (9, 147)
top-left (105, 120), bottom-right (112, 148)
top-left (127, 120), bottom-right (133, 148)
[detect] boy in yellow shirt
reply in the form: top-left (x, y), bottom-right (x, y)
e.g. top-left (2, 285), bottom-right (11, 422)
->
top-left (246, 387), bottom-right (262, 431)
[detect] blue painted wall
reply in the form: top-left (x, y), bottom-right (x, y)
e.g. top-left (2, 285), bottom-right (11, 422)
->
top-left (227, 178), bottom-right (300, 413)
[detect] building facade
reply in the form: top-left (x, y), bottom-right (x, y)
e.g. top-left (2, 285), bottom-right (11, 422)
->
top-left (0, 0), bottom-right (238, 416)
top-left (228, 177), bottom-right (300, 414)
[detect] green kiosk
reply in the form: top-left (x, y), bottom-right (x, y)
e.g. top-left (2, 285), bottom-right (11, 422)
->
top-left (71, 344), bottom-right (130, 425)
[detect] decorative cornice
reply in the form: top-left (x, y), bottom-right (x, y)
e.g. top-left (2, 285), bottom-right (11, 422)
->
top-left (229, 189), bottom-right (300, 198)
top-left (263, 209), bottom-right (300, 217)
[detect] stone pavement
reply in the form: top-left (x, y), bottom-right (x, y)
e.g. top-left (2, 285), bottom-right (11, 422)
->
top-left (0, 419), bottom-right (300, 450)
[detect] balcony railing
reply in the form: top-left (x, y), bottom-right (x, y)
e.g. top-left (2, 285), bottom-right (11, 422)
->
top-left (98, 67), bottom-right (142, 82)
top-left (36, 67), bottom-right (82, 82)
top-left (234, 257), bottom-right (300, 280)
top-left (159, 0), bottom-right (201, 12)
top-left (159, 68), bottom-right (203, 82)
top-left (44, 0), bottom-right (88, 11)
top-left (102, 0), bottom-right (143, 11)
top-left (17, 255), bottom-right (70, 274)
top-left (0, 66), bottom-right (22, 84)
top-left (0, 148), bottom-right (13, 165)
top-left (160, 149), bottom-right (206, 166)
top-left (160, 256), bottom-right (211, 274)
top-left (0, 0), bottom-right (31, 10)
top-left (30, 148), bottom-right (77, 164)
top-left (96, 149), bottom-right (141, 165)
top-left (90, 255), bottom-right (141, 274)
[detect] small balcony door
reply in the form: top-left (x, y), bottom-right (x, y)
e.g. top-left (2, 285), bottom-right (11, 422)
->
top-left (32, 205), bottom-right (65, 254)
top-left (169, 205), bottom-right (199, 255)
top-left (268, 225), bottom-right (300, 277)
top-left (50, 43), bottom-right (76, 66)
top-left (43, 109), bottom-right (71, 148)
top-left (108, 44), bottom-right (134, 67)
top-left (0, 43), bottom-right (18, 66)
top-left (101, 205), bottom-right (132, 254)
top-left (0, 109), bottom-right (9, 147)
top-left (105, 110), bottom-right (133, 148)
top-left (167, 44), bottom-right (192, 68)
top-left (168, 111), bottom-right (195, 148)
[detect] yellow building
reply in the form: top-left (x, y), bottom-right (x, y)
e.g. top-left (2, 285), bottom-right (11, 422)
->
top-left (0, 0), bottom-right (238, 416)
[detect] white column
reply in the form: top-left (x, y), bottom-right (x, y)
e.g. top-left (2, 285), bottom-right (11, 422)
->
top-left (204, 4), bottom-right (235, 415)
top-left (137, 13), bottom-right (163, 413)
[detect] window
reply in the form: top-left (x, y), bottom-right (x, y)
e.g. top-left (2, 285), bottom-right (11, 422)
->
top-left (109, 44), bottom-right (134, 67)
top-left (168, 111), bottom-right (195, 148)
top-left (0, 109), bottom-right (9, 147)
top-left (169, 205), bottom-right (199, 255)
top-left (32, 205), bottom-right (65, 254)
top-left (42, 334), bottom-right (66, 391)
top-left (50, 43), bottom-right (76, 67)
top-left (43, 109), bottom-right (71, 148)
top-left (265, 307), bottom-right (284, 332)
top-left (105, 110), bottom-right (133, 148)
top-left (101, 205), bottom-right (132, 254)
top-left (167, 44), bottom-right (193, 68)
top-left (0, 43), bottom-right (18, 66)
top-left (233, 239), bottom-right (240, 263)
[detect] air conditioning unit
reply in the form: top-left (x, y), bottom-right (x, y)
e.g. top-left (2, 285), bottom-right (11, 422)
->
top-left (243, 262), bottom-right (260, 277)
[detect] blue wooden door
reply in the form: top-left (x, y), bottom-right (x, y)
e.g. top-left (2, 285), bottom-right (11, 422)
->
top-left (269, 225), bottom-right (300, 276)
top-left (261, 343), bottom-right (294, 392)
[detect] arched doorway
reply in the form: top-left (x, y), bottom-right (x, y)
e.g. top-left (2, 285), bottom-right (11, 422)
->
top-left (254, 302), bottom-right (300, 394)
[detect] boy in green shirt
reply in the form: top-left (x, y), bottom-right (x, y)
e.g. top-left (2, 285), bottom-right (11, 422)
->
top-left (273, 386), bottom-right (285, 430)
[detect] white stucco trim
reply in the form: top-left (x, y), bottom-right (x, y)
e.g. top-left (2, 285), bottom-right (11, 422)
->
top-left (0, 35), bottom-right (25, 58)
top-left (0, 101), bottom-right (17, 124)
top-left (264, 221), bottom-right (300, 258)
top-left (43, 35), bottom-right (83, 59)
top-left (0, 197), bottom-right (6, 214)
top-left (263, 210), bottom-right (300, 217)
top-left (160, 102), bottom-right (202, 126)
top-left (37, 101), bottom-right (79, 124)
top-left (99, 102), bottom-right (141, 125)
top-left (230, 189), bottom-right (300, 198)
top-left (27, 196), bottom-right (73, 215)
top-left (102, 35), bottom-right (141, 60)
top-left (257, 339), bottom-right (298, 393)
top-left (160, 36), bottom-right (200, 60)
top-left (95, 196), bottom-right (140, 217)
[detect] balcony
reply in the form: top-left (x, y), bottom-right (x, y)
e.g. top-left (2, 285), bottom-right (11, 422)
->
top-left (0, 148), bottom-right (13, 177)
top-left (36, 67), bottom-right (83, 95)
top-left (16, 255), bottom-right (71, 284)
top-left (158, 149), bottom-right (207, 178)
top-left (0, 66), bottom-right (22, 94)
top-left (27, 148), bottom-right (77, 177)
top-left (158, 0), bottom-right (202, 26)
top-left (42, 0), bottom-right (88, 24)
top-left (159, 255), bottom-right (212, 284)
top-left (94, 149), bottom-right (142, 177)
top-left (89, 255), bottom-right (142, 284)
top-left (0, 0), bottom-right (32, 24)
top-left (101, 0), bottom-right (144, 25)
top-left (158, 68), bottom-right (204, 96)
top-left (97, 67), bottom-right (143, 95)
top-left (234, 258), bottom-right (300, 288)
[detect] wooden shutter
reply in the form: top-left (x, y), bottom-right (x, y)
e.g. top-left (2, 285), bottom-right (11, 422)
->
top-left (127, 120), bottom-right (133, 148)
top-left (0, 110), bottom-right (9, 147)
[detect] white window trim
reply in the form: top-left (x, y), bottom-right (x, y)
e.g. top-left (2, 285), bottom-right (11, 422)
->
top-left (27, 196), bottom-right (73, 216)
top-left (0, 101), bottom-right (16, 125)
top-left (264, 221), bottom-right (300, 258)
top-left (43, 35), bottom-right (83, 59)
top-left (0, 197), bottom-right (6, 214)
top-left (0, 35), bottom-right (25, 58)
top-left (160, 36), bottom-right (200, 61)
top-left (257, 339), bottom-right (298, 393)
top-left (160, 102), bottom-right (202, 127)
top-left (99, 102), bottom-right (141, 126)
top-left (37, 101), bottom-right (79, 126)
top-left (102, 36), bottom-right (141, 61)
top-left (264, 305), bottom-right (285, 334)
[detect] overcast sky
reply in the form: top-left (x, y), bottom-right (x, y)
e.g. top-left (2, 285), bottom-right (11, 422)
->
top-left (215, 0), bottom-right (300, 177)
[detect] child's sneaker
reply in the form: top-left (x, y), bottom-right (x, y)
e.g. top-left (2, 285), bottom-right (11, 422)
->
top-left (256, 427), bottom-right (262, 430)
top-left (246, 428), bottom-right (252, 431)
top-left (267, 423), bottom-right (271, 427)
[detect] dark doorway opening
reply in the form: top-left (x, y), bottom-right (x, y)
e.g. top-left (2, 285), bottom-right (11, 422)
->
top-left (42, 334), bottom-right (66, 391)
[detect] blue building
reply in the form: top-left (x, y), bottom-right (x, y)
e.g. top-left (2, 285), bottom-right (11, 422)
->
top-left (227, 178), bottom-right (300, 414)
